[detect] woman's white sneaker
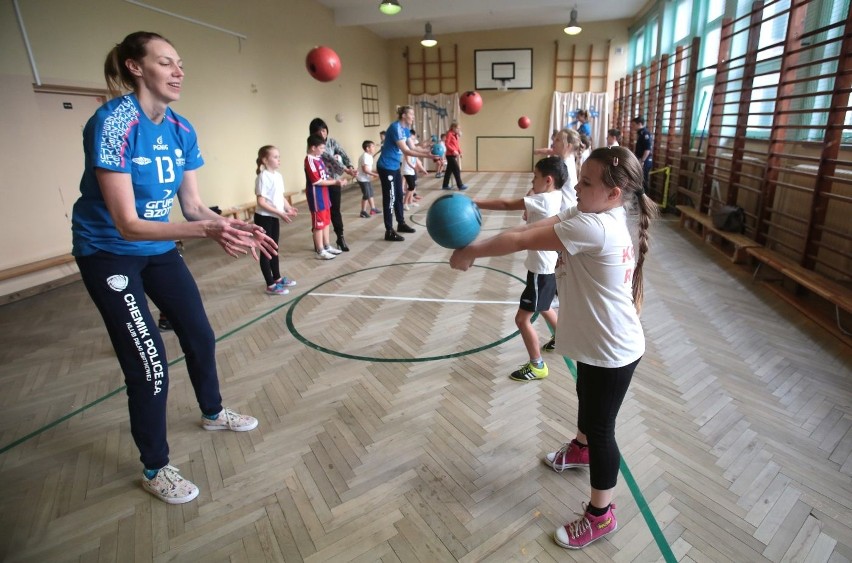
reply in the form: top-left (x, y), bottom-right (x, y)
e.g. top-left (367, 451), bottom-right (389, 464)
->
top-left (142, 465), bottom-right (199, 504)
top-left (201, 407), bottom-right (259, 432)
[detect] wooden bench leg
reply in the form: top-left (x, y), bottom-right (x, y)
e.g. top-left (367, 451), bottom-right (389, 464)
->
top-left (835, 306), bottom-right (851, 336)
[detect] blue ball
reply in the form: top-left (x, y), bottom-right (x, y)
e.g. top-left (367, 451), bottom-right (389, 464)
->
top-left (426, 193), bottom-right (482, 249)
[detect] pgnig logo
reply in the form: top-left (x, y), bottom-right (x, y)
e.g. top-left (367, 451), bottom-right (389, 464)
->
top-left (106, 275), bottom-right (129, 292)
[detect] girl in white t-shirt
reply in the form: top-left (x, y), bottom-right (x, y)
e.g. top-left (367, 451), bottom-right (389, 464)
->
top-left (534, 128), bottom-right (580, 211)
top-left (402, 130), bottom-right (427, 210)
top-left (254, 145), bottom-right (298, 295)
top-left (449, 146), bottom-right (657, 551)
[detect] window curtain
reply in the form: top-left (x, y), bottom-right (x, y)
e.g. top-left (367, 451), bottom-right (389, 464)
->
top-left (408, 93), bottom-right (460, 171)
top-left (548, 92), bottom-right (609, 149)
top-left (408, 93), bottom-right (460, 144)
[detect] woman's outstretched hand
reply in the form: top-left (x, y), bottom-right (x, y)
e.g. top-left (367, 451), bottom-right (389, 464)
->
top-left (205, 219), bottom-right (278, 260)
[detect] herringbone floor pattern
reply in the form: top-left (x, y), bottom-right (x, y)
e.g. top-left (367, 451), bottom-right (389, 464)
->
top-left (0, 172), bottom-right (850, 562)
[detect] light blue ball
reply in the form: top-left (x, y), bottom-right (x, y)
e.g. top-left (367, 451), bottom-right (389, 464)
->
top-left (426, 193), bottom-right (482, 249)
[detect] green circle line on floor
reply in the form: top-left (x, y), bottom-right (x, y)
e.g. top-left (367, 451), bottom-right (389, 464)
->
top-left (286, 261), bottom-right (526, 362)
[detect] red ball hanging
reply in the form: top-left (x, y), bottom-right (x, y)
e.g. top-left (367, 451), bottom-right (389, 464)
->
top-left (459, 91), bottom-right (483, 115)
top-left (306, 46), bottom-right (342, 82)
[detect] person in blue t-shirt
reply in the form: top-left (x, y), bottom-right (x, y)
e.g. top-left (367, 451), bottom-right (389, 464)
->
top-left (575, 109), bottom-right (592, 137)
top-left (376, 105), bottom-right (438, 241)
top-left (71, 31), bottom-right (277, 505)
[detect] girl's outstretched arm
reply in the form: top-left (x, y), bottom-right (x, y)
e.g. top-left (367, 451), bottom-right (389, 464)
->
top-left (449, 216), bottom-right (561, 271)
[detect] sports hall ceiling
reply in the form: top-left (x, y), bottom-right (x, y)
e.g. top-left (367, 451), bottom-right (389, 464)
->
top-left (315, 0), bottom-right (648, 39)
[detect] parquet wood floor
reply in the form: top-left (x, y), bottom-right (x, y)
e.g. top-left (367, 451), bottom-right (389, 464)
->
top-left (1, 172), bottom-right (850, 562)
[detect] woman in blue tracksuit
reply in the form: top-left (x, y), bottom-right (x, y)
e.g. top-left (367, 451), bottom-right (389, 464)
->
top-left (71, 31), bottom-right (276, 504)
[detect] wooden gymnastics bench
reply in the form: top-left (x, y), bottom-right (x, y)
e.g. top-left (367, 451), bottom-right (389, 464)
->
top-left (675, 205), bottom-right (761, 264)
top-left (220, 202), bottom-right (257, 221)
top-left (747, 247), bottom-right (852, 336)
top-left (0, 254), bottom-right (76, 283)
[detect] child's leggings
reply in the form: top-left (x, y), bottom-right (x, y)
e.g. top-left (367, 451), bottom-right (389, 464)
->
top-left (575, 357), bottom-right (640, 490)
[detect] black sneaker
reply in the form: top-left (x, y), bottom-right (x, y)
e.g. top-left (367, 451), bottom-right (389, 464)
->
top-left (158, 317), bottom-right (173, 331)
top-left (385, 229), bottom-right (404, 241)
top-left (336, 237), bottom-right (350, 252)
top-left (397, 223), bottom-right (416, 233)
top-left (542, 336), bottom-right (556, 352)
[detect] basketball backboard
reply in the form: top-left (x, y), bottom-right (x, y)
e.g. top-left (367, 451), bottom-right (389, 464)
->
top-left (474, 49), bottom-right (533, 90)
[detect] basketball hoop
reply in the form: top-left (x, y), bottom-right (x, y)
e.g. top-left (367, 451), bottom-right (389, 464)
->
top-left (497, 79), bottom-right (511, 92)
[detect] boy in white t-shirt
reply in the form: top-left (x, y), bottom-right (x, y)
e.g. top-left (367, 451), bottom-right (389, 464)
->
top-left (473, 156), bottom-right (566, 381)
top-left (356, 140), bottom-right (379, 218)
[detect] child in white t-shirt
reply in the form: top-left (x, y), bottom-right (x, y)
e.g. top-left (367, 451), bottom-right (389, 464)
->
top-left (253, 145), bottom-right (298, 295)
top-left (402, 130), bottom-right (428, 210)
top-left (356, 140), bottom-right (379, 218)
top-left (472, 156), bottom-right (566, 382)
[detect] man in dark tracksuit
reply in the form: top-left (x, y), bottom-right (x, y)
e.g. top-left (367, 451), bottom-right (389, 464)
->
top-left (631, 116), bottom-right (653, 193)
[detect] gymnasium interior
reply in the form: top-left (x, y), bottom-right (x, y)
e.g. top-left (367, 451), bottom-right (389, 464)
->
top-left (1, 0), bottom-right (850, 560)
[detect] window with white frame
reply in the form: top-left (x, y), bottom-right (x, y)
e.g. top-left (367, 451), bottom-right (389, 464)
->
top-left (627, 0), bottom-right (850, 141)
top-left (674, 0), bottom-right (693, 42)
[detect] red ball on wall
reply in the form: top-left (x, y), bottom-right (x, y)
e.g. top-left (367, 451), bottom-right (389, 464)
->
top-left (460, 91), bottom-right (483, 115)
top-left (518, 116), bottom-right (531, 129)
top-left (306, 46), bottom-right (342, 82)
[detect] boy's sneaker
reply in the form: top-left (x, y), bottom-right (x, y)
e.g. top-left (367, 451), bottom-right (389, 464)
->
top-left (266, 285), bottom-right (289, 295)
top-left (404, 204), bottom-right (410, 211)
top-left (371, 208), bottom-right (380, 215)
top-left (458, 185), bottom-right (469, 191)
top-left (201, 407), bottom-right (258, 432)
top-left (542, 336), bottom-right (556, 352)
top-left (276, 277), bottom-right (297, 288)
top-left (554, 503), bottom-right (617, 549)
top-left (360, 211), bottom-right (370, 218)
top-left (510, 361), bottom-right (548, 381)
top-left (158, 317), bottom-right (173, 331)
top-left (397, 223), bottom-right (416, 233)
top-left (385, 230), bottom-right (404, 242)
top-left (544, 439), bottom-right (589, 471)
top-left (324, 246), bottom-right (343, 255)
top-left (142, 465), bottom-right (199, 504)
top-left (316, 250), bottom-right (337, 260)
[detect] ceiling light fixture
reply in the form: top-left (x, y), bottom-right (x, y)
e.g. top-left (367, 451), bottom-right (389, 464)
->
top-left (421, 22), bottom-right (437, 47)
top-left (564, 7), bottom-right (582, 35)
top-left (379, 0), bottom-right (402, 15)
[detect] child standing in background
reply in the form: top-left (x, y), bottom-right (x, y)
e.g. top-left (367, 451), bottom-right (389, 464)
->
top-left (403, 130), bottom-right (428, 210)
top-left (431, 133), bottom-right (447, 178)
top-left (304, 134), bottom-right (344, 260)
top-left (575, 109), bottom-right (592, 137)
top-left (606, 128), bottom-right (621, 148)
top-left (578, 133), bottom-right (592, 168)
top-left (356, 140), bottom-right (380, 218)
top-left (473, 156), bottom-right (566, 381)
top-left (254, 145), bottom-right (298, 294)
top-left (442, 121), bottom-right (468, 191)
top-left (533, 128), bottom-right (581, 212)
